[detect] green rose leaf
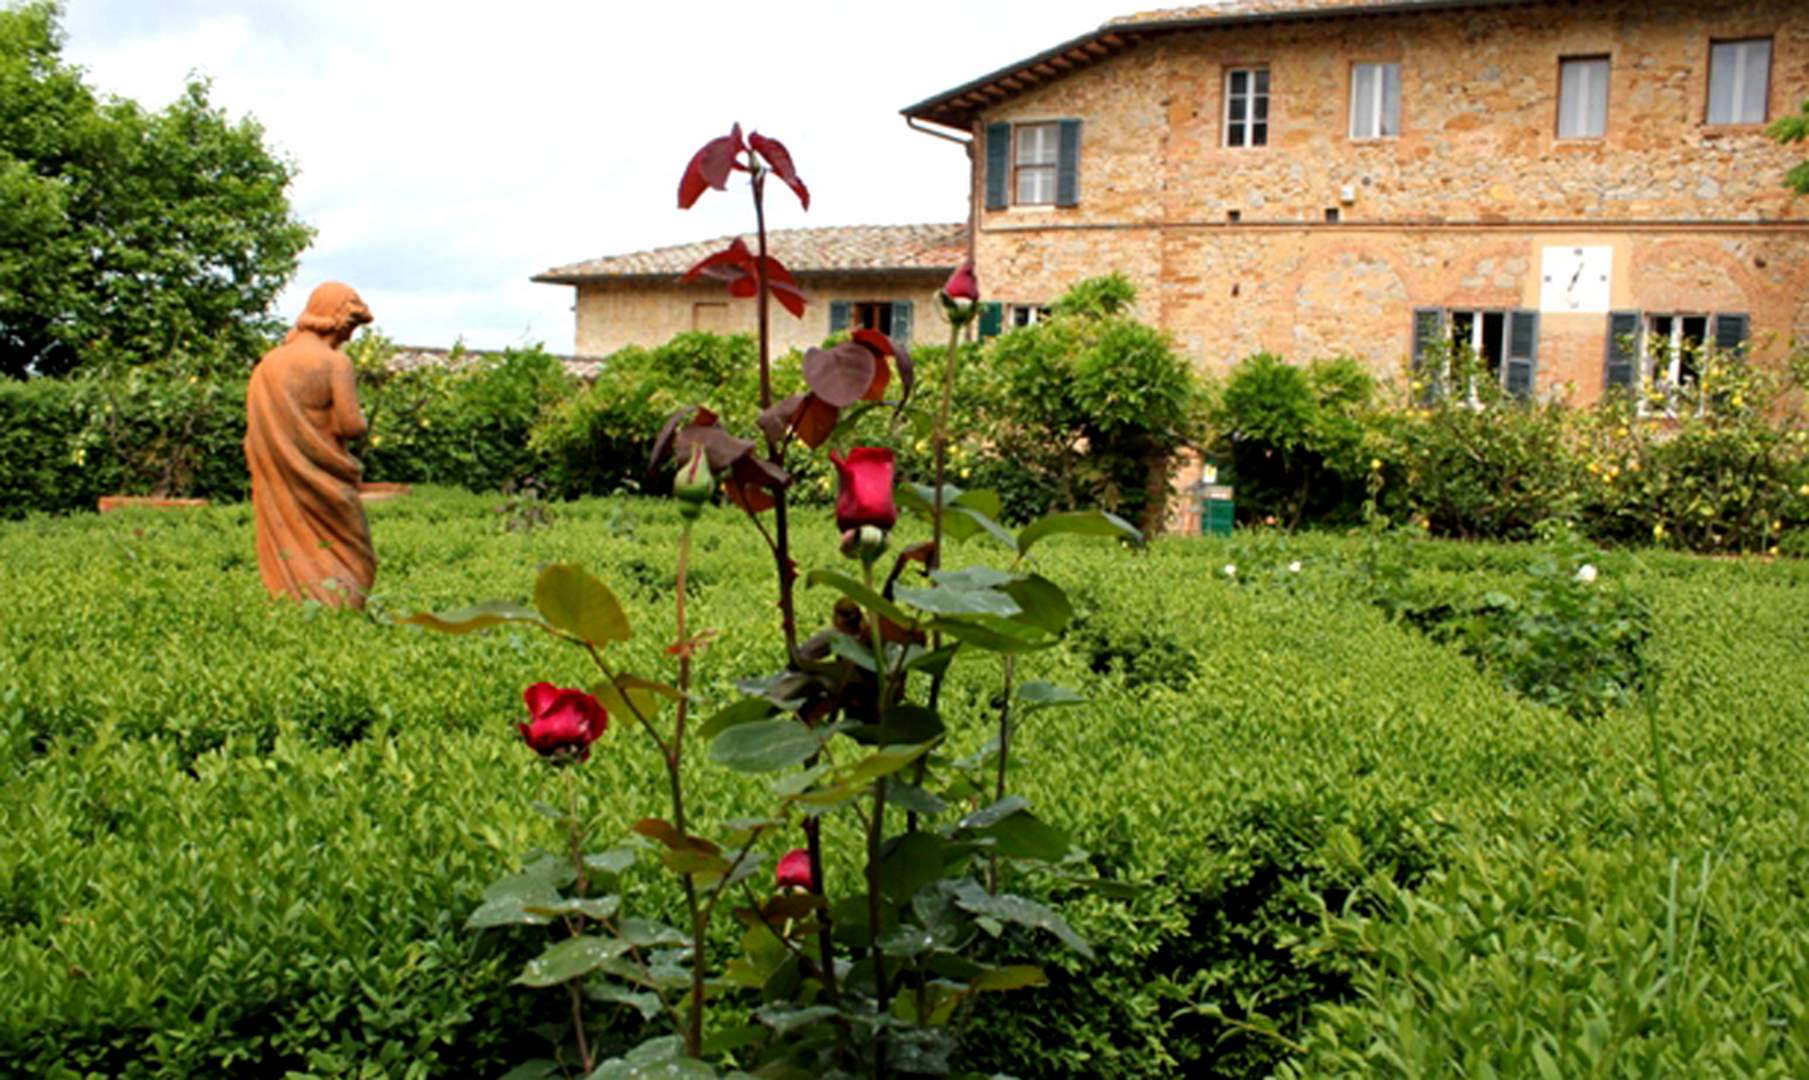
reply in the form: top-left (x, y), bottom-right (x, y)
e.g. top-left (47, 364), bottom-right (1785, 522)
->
top-left (697, 697), bottom-right (773, 741)
top-left (896, 583), bottom-right (1021, 618)
top-left (949, 880), bottom-right (1095, 960)
top-left (970, 964), bottom-right (1048, 992)
top-left (586, 985), bottom-right (664, 1022)
top-left (1001, 574), bottom-right (1075, 634)
top-left (711, 718), bottom-right (821, 773)
top-left (516, 935), bottom-right (632, 987)
top-left (1016, 510), bottom-right (1143, 557)
top-left (805, 568), bottom-right (916, 627)
top-left (1016, 680), bottom-right (1086, 711)
top-left (400, 600), bottom-right (549, 636)
top-left (524, 895), bottom-right (622, 921)
top-left (534, 563), bottom-right (631, 646)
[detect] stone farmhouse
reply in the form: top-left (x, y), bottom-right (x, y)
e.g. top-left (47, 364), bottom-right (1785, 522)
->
top-left (533, 224), bottom-right (967, 357)
top-left (901, 0), bottom-right (1809, 407)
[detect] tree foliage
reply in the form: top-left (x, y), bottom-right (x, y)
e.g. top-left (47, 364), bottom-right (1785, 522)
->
top-left (0, 1), bottom-right (313, 378)
top-left (1770, 97), bottom-right (1809, 195)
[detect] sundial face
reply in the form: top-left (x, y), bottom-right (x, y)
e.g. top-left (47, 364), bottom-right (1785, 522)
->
top-left (1539, 245), bottom-right (1612, 313)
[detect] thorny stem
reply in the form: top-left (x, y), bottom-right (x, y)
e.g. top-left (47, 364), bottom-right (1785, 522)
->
top-left (910, 320), bottom-right (966, 833)
top-left (988, 655), bottom-right (1017, 895)
top-left (560, 768), bottom-right (594, 1072)
top-left (752, 169), bottom-right (804, 666)
top-left (673, 524), bottom-right (706, 1059)
top-left (862, 559), bottom-right (892, 1080)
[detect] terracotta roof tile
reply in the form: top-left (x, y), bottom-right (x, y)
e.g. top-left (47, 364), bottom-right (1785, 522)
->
top-left (534, 223), bottom-right (967, 284)
top-left (1110, 0), bottom-right (1469, 23)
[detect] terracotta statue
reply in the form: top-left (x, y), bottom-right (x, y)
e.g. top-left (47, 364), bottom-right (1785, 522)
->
top-left (245, 282), bottom-right (377, 607)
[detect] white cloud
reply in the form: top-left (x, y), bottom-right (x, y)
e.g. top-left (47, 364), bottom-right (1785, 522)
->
top-left (59, 0), bottom-right (1130, 352)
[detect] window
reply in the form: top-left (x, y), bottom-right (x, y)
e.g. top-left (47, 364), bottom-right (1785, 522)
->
top-left (1349, 62), bottom-right (1400, 139)
top-left (1224, 67), bottom-right (1269, 147)
top-left (984, 120), bottom-right (1082, 209)
top-left (1411, 308), bottom-right (1539, 402)
top-left (1707, 39), bottom-right (1770, 124)
top-left (1604, 310), bottom-right (1749, 411)
top-left (1009, 304), bottom-right (1051, 328)
top-left (1558, 57), bottom-right (1609, 138)
top-left (1014, 123), bottom-right (1058, 205)
top-left (828, 299), bottom-right (914, 344)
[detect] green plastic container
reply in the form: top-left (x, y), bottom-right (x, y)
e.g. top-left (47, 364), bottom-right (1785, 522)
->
top-left (1202, 484), bottom-right (1235, 537)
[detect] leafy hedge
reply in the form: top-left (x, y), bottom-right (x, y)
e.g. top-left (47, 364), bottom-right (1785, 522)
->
top-left (4, 490), bottom-right (1806, 1076)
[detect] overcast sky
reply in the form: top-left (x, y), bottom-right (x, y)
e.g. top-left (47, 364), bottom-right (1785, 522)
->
top-left (58, 0), bottom-right (1135, 353)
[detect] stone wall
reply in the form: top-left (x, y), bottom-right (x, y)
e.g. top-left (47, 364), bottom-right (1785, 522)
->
top-left (573, 273), bottom-right (955, 357)
top-left (966, 0), bottom-right (1809, 397)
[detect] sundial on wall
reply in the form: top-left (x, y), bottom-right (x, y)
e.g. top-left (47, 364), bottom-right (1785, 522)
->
top-left (1539, 245), bottom-right (1612, 313)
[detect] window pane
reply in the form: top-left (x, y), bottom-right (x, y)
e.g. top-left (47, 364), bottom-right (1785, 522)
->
top-left (1254, 69), bottom-right (1269, 93)
top-left (1016, 124), bottom-right (1056, 165)
top-left (1708, 43), bottom-right (1737, 122)
top-left (1253, 96), bottom-right (1268, 122)
top-left (1227, 119), bottom-right (1246, 146)
top-left (1251, 122), bottom-right (1267, 146)
top-left (1381, 63), bottom-right (1401, 136)
top-left (1351, 64), bottom-right (1377, 137)
top-left (1741, 41), bottom-right (1770, 122)
top-left (1229, 70), bottom-right (1247, 94)
top-left (1228, 97), bottom-right (1246, 122)
top-left (1559, 58), bottom-right (1608, 138)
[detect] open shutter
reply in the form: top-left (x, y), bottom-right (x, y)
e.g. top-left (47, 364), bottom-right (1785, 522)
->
top-left (829, 300), bottom-right (851, 335)
top-left (1504, 310), bottom-right (1539, 401)
top-left (890, 300), bottom-right (913, 345)
top-left (984, 122), bottom-right (1011, 211)
top-left (978, 302), bottom-right (1004, 340)
top-left (1055, 119), bottom-right (1082, 207)
top-left (1712, 312), bottom-right (1749, 358)
top-left (1604, 310), bottom-right (1639, 393)
top-left (1411, 308), bottom-right (1444, 404)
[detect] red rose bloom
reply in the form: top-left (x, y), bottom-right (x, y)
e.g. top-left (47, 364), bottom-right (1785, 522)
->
top-left (942, 260), bottom-right (979, 303)
top-left (519, 682), bottom-right (608, 760)
top-left (775, 848), bottom-right (814, 891)
top-left (830, 447), bottom-right (897, 533)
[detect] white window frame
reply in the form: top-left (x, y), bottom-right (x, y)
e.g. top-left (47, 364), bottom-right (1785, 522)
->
top-left (1557, 57), bottom-right (1609, 139)
top-left (1013, 122), bottom-right (1059, 206)
top-left (1009, 304), bottom-right (1051, 329)
top-left (1637, 312), bottom-right (1711, 416)
top-left (1706, 38), bottom-right (1771, 125)
top-left (1223, 67), bottom-right (1269, 148)
top-left (1446, 309), bottom-right (1512, 405)
top-left (1348, 62), bottom-right (1401, 139)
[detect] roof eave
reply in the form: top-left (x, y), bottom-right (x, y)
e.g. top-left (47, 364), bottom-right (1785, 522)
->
top-left (534, 265), bottom-right (960, 286)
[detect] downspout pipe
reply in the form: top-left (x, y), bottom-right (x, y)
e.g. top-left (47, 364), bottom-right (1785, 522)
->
top-left (905, 116), bottom-right (977, 267)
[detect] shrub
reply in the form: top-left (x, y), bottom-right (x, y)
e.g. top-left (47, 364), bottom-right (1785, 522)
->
top-left (1208, 353), bottom-right (1381, 528)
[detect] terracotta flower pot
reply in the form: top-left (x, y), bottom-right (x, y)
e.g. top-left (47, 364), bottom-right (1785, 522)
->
top-left (358, 482), bottom-right (411, 503)
top-left (97, 495), bottom-right (210, 512)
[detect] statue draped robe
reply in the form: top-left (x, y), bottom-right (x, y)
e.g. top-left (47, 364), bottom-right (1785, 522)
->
top-left (244, 333), bottom-right (376, 607)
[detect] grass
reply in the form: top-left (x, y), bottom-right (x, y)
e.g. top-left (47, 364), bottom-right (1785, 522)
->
top-left (2, 488), bottom-right (1806, 1077)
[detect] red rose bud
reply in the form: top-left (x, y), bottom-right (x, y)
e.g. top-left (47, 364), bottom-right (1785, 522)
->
top-left (775, 848), bottom-right (814, 891)
top-left (830, 447), bottom-right (897, 533)
top-left (519, 682), bottom-right (608, 761)
top-left (942, 260), bottom-right (979, 303)
top-left (673, 444), bottom-right (714, 521)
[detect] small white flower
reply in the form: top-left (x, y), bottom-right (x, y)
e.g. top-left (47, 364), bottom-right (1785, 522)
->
top-left (1287, 560), bottom-right (1302, 573)
top-left (1223, 563), bottom-right (1237, 578)
top-left (1574, 564), bottom-right (1598, 584)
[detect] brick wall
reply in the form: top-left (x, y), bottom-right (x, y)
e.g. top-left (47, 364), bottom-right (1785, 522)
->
top-left (967, 0), bottom-right (1809, 400)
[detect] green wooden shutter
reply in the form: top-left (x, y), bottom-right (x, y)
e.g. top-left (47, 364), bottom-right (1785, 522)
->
top-left (1504, 310), bottom-right (1539, 401)
top-left (1056, 119), bottom-right (1082, 207)
top-left (829, 300), bottom-right (851, 335)
top-left (1712, 312), bottom-right (1749, 357)
top-left (984, 122), bottom-right (1011, 210)
top-left (890, 300), bottom-right (913, 345)
top-left (1604, 311), bottom-right (1640, 392)
top-left (1411, 308), bottom-right (1444, 403)
top-left (978, 301), bottom-right (1004, 339)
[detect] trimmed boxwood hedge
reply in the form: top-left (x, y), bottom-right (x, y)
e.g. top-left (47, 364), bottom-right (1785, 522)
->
top-left (2, 492), bottom-right (1806, 1076)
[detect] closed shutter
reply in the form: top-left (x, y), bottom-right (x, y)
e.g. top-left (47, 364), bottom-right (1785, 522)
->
top-left (978, 301), bottom-right (1004, 340)
top-left (1712, 312), bottom-right (1749, 357)
top-left (984, 122), bottom-right (1011, 211)
top-left (1411, 308), bottom-right (1444, 403)
top-left (890, 300), bottom-right (913, 345)
top-left (1056, 119), bottom-right (1082, 207)
top-left (1604, 310), bottom-right (1640, 392)
top-left (829, 300), bottom-right (851, 335)
top-left (1504, 310), bottom-right (1539, 400)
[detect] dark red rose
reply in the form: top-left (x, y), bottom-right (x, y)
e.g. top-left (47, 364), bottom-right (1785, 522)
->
top-left (519, 682), bottom-right (608, 760)
top-left (775, 848), bottom-right (814, 891)
top-left (830, 447), bottom-right (897, 533)
top-left (942, 260), bottom-right (979, 303)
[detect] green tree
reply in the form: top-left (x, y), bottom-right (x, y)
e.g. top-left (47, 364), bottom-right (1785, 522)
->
top-left (1772, 97), bottom-right (1809, 195)
top-left (0, 1), bottom-right (313, 378)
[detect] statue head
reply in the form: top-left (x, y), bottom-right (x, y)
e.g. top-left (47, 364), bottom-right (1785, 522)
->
top-left (289, 282), bottom-right (374, 347)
